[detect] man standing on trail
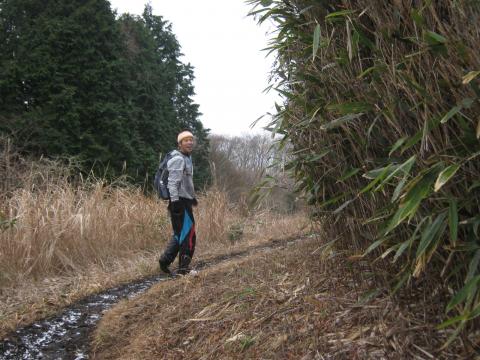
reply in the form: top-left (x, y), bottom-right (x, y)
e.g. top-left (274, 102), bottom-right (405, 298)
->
top-left (159, 130), bottom-right (198, 275)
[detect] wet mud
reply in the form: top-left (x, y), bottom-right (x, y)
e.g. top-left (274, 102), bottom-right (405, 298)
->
top-left (0, 236), bottom-right (304, 359)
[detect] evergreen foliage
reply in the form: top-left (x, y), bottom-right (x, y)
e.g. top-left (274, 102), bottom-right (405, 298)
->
top-left (0, 0), bottom-right (210, 186)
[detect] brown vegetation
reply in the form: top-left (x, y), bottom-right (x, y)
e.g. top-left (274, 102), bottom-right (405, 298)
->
top-left (0, 138), bottom-right (309, 338)
top-left (92, 235), bottom-right (473, 359)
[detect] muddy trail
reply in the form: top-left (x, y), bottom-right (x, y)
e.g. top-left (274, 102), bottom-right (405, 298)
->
top-left (0, 236), bottom-right (306, 359)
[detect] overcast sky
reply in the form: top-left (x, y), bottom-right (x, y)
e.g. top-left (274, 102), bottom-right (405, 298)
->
top-left (109, 0), bottom-right (277, 136)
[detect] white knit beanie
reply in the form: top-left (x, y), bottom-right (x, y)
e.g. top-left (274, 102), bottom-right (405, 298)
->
top-left (177, 131), bottom-right (194, 144)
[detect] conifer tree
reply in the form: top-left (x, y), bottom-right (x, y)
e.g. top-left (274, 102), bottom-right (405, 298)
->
top-left (0, 1), bottom-right (211, 187)
top-left (0, 0), bottom-right (135, 174)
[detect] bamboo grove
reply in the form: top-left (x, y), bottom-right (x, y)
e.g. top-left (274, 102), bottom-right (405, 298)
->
top-left (249, 0), bottom-right (480, 345)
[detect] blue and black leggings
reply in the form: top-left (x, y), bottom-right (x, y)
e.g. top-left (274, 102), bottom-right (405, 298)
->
top-left (160, 198), bottom-right (196, 270)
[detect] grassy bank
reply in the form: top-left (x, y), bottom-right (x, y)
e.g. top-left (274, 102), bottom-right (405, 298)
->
top-left (92, 236), bottom-right (473, 359)
top-left (0, 167), bottom-right (308, 337)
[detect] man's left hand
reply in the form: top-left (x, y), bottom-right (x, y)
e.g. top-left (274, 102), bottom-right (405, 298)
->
top-left (192, 198), bottom-right (198, 207)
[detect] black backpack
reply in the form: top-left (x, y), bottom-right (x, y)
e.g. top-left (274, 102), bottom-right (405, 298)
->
top-left (154, 151), bottom-right (178, 200)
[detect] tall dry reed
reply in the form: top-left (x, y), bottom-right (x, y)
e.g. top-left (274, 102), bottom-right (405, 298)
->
top-left (0, 139), bottom-right (239, 287)
top-left (0, 179), bottom-right (170, 284)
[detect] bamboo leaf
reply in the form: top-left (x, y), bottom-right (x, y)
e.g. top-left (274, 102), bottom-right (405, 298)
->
top-left (320, 113), bottom-right (363, 130)
top-left (360, 164), bottom-right (392, 195)
top-left (436, 313), bottom-right (468, 330)
top-left (389, 137), bottom-right (408, 156)
top-left (375, 156), bottom-right (416, 192)
top-left (424, 30), bottom-right (447, 44)
top-left (446, 275), bottom-right (480, 312)
top-left (364, 238), bottom-right (387, 255)
top-left (393, 239), bottom-right (413, 263)
top-left (462, 71), bottom-right (480, 84)
top-left (449, 199), bottom-right (458, 244)
top-left (392, 176), bottom-right (408, 202)
top-left (466, 250), bottom-right (480, 283)
top-left (304, 150), bottom-right (330, 162)
top-left (333, 198), bottom-right (355, 214)
top-left (416, 212), bottom-right (447, 258)
top-left (318, 193), bottom-right (347, 208)
top-left (381, 243), bottom-right (400, 259)
top-left (312, 24), bottom-right (321, 62)
top-left (325, 9), bottom-right (356, 21)
top-left (386, 172), bottom-right (435, 234)
top-left (338, 168), bottom-right (360, 182)
top-left (435, 164), bottom-right (460, 192)
top-left (440, 105), bottom-right (461, 124)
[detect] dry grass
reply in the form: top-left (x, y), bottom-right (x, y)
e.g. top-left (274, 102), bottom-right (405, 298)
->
top-left (0, 137), bottom-right (312, 341)
top-left (0, 182), bottom-right (168, 282)
top-left (92, 236), bottom-right (475, 359)
top-left (0, 152), bottom-right (309, 338)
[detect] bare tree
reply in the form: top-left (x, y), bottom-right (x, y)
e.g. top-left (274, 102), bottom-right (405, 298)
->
top-left (209, 133), bottom-right (300, 213)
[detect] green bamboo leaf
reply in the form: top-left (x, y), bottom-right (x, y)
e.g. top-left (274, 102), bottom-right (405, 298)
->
top-left (400, 131), bottom-right (422, 154)
top-left (446, 275), bottom-right (480, 312)
top-left (360, 164), bottom-right (392, 195)
top-left (441, 321), bottom-right (466, 349)
top-left (318, 193), bottom-right (347, 208)
top-left (386, 172), bottom-right (435, 234)
top-left (364, 238), bottom-right (387, 255)
top-left (381, 243), bottom-right (400, 259)
top-left (424, 30), bottom-right (447, 44)
top-left (304, 150), bottom-right (330, 162)
top-left (416, 212), bottom-right (447, 258)
top-left (389, 137), bottom-right (408, 157)
top-left (436, 313), bottom-right (468, 330)
top-left (440, 105), bottom-right (461, 124)
top-left (320, 113), bottom-right (363, 130)
top-left (449, 199), bottom-right (458, 244)
top-left (434, 164), bottom-right (461, 192)
top-left (393, 217), bottom-right (428, 263)
top-left (357, 64), bottom-right (387, 79)
top-left (325, 9), bottom-right (356, 20)
top-left (393, 239), bottom-right (413, 263)
top-left (375, 156), bottom-right (416, 192)
top-left (338, 168), bottom-right (360, 182)
top-left (466, 250), bottom-right (480, 283)
top-left (312, 24), bottom-right (321, 62)
top-left (364, 165), bottom-right (395, 180)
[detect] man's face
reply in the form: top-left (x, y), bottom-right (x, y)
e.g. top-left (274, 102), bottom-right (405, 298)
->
top-left (179, 137), bottom-right (194, 154)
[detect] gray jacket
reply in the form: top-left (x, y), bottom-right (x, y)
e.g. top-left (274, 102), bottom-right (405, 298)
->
top-left (167, 150), bottom-right (195, 202)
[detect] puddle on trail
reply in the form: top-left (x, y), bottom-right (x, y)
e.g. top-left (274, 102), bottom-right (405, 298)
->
top-left (0, 238), bottom-right (301, 359)
top-left (0, 273), bottom-right (168, 360)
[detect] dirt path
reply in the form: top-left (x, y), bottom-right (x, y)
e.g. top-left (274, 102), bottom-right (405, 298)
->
top-left (0, 235), bottom-right (308, 359)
